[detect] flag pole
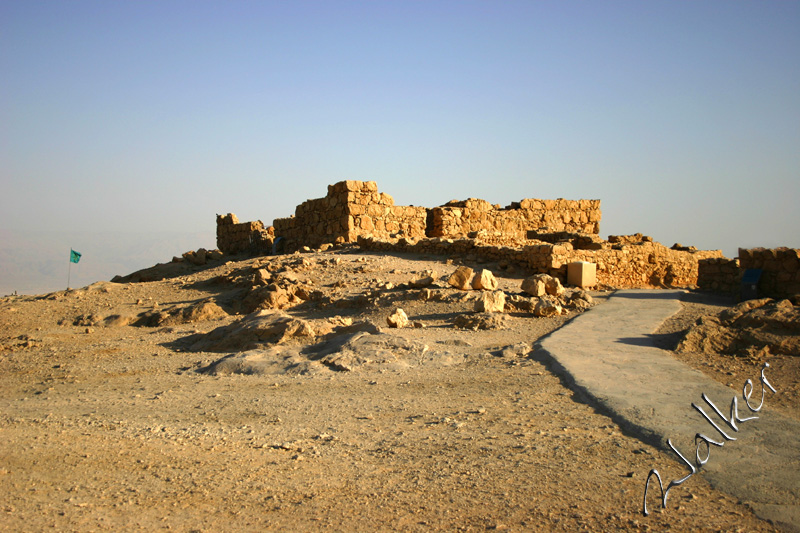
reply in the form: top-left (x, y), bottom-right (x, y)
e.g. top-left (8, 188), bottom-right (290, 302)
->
top-left (68, 251), bottom-right (72, 290)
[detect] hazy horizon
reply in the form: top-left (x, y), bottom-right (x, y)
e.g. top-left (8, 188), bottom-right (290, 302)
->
top-left (2, 1), bottom-right (798, 295)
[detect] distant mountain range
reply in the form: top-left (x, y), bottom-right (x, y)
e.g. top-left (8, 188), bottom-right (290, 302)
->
top-left (0, 229), bottom-right (214, 296)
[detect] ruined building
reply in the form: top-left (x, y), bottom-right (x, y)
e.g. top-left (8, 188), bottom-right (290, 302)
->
top-left (216, 180), bottom-right (800, 296)
top-left (218, 180), bottom-right (600, 253)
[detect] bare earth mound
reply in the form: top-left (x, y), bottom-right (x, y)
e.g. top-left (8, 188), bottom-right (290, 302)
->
top-left (659, 293), bottom-right (800, 420)
top-left (1, 247), bottom-right (793, 531)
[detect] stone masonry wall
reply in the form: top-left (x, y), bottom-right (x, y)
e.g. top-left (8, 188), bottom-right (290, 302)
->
top-left (219, 180), bottom-right (601, 253)
top-left (357, 234), bottom-right (722, 289)
top-left (738, 248), bottom-right (800, 298)
top-left (428, 198), bottom-right (601, 239)
top-left (527, 240), bottom-right (723, 288)
top-left (216, 213), bottom-right (274, 255)
top-left (272, 180), bottom-right (428, 249)
top-left (697, 257), bottom-right (742, 294)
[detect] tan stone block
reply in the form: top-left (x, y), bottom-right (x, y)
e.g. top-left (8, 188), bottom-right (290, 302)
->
top-left (448, 266), bottom-right (474, 290)
top-left (472, 269), bottom-right (499, 291)
top-left (475, 290), bottom-right (506, 313)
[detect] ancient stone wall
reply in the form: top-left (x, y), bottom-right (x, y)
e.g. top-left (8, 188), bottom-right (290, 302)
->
top-left (527, 239), bottom-right (723, 288)
top-left (272, 180), bottom-right (427, 249)
top-left (218, 180), bottom-right (602, 253)
top-left (738, 248), bottom-right (800, 298)
top-left (216, 213), bottom-right (274, 255)
top-left (697, 258), bottom-right (742, 294)
top-left (357, 234), bottom-right (722, 289)
top-left (428, 198), bottom-right (601, 239)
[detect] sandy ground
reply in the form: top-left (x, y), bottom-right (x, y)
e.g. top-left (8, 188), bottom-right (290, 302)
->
top-left (1, 248), bottom-right (795, 531)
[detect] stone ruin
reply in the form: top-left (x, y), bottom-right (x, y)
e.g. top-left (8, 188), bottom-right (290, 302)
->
top-left (216, 180), bottom-right (800, 297)
top-left (217, 180), bottom-right (600, 255)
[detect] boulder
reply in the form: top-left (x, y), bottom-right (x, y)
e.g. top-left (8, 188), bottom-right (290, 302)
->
top-left (472, 269), bottom-right (498, 291)
top-left (522, 274), bottom-right (564, 297)
top-left (545, 276), bottom-right (565, 296)
top-left (448, 266), bottom-right (474, 291)
top-left (533, 296), bottom-right (563, 317)
top-left (521, 275), bottom-right (546, 297)
top-left (475, 290), bottom-right (506, 313)
top-left (387, 308), bottom-right (409, 328)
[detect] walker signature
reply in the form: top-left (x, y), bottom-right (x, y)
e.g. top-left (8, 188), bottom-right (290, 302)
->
top-left (642, 362), bottom-right (776, 516)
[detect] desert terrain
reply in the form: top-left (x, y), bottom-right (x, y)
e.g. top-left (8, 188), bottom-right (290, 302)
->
top-left (1, 245), bottom-right (797, 531)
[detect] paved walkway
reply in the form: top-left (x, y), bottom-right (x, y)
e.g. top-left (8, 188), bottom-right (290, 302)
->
top-left (537, 289), bottom-right (800, 531)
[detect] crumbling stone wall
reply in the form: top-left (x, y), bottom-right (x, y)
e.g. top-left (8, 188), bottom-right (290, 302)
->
top-left (218, 180), bottom-right (601, 253)
top-left (428, 198), bottom-right (601, 239)
top-left (216, 213), bottom-right (274, 255)
top-left (357, 234), bottom-right (722, 289)
top-left (272, 180), bottom-right (427, 249)
top-left (739, 248), bottom-right (800, 297)
top-left (526, 238), bottom-right (723, 288)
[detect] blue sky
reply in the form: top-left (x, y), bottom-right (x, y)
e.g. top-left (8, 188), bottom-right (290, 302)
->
top-left (1, 1), bottom-right (799, 294)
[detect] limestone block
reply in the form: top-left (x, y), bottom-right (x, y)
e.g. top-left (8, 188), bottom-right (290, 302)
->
top-left (476, 290), bottom-right (506, 313)
top-left (343, 180), bottom-right (362, 192)
top-left (472, 269), bottom-right (499, 291)
top-left (448, 266), bottom-right (474, 291)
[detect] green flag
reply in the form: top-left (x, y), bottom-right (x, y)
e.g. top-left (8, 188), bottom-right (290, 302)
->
top-left (70, 249), bottom-right (82, 264)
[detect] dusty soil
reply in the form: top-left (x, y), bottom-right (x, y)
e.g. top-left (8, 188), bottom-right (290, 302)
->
top-left (1, 247), bottom-right (795, 531)
top-left (656, 292), bottom-right (800, 420)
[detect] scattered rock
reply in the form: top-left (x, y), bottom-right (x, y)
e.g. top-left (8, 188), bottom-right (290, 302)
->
top-left (448, 266), bottom-right (474, 291)
top-left (492, 343), bottom-right (531, 359)
top-left (567, 290), bottom-right (595, 311)
top-left (475, 290), bottom-right (506, 313)
top-left (472, 269), bottom-right (498, 291)
top-left (454, 313), bottom-right (508, 331)
top-left (522, 274), bottom-right (564, 297)
top-left (410, 270), bottom-right (437, 288)
top-left (533, 296), bottom-right (563, 317)
top-left (521, 275), bottom-right (546, 297)
top-left (387, 308), bottom-right (409, 328)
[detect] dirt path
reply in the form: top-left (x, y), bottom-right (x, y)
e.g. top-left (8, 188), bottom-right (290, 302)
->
top-left (1, 249), bottom-right (791, 531)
